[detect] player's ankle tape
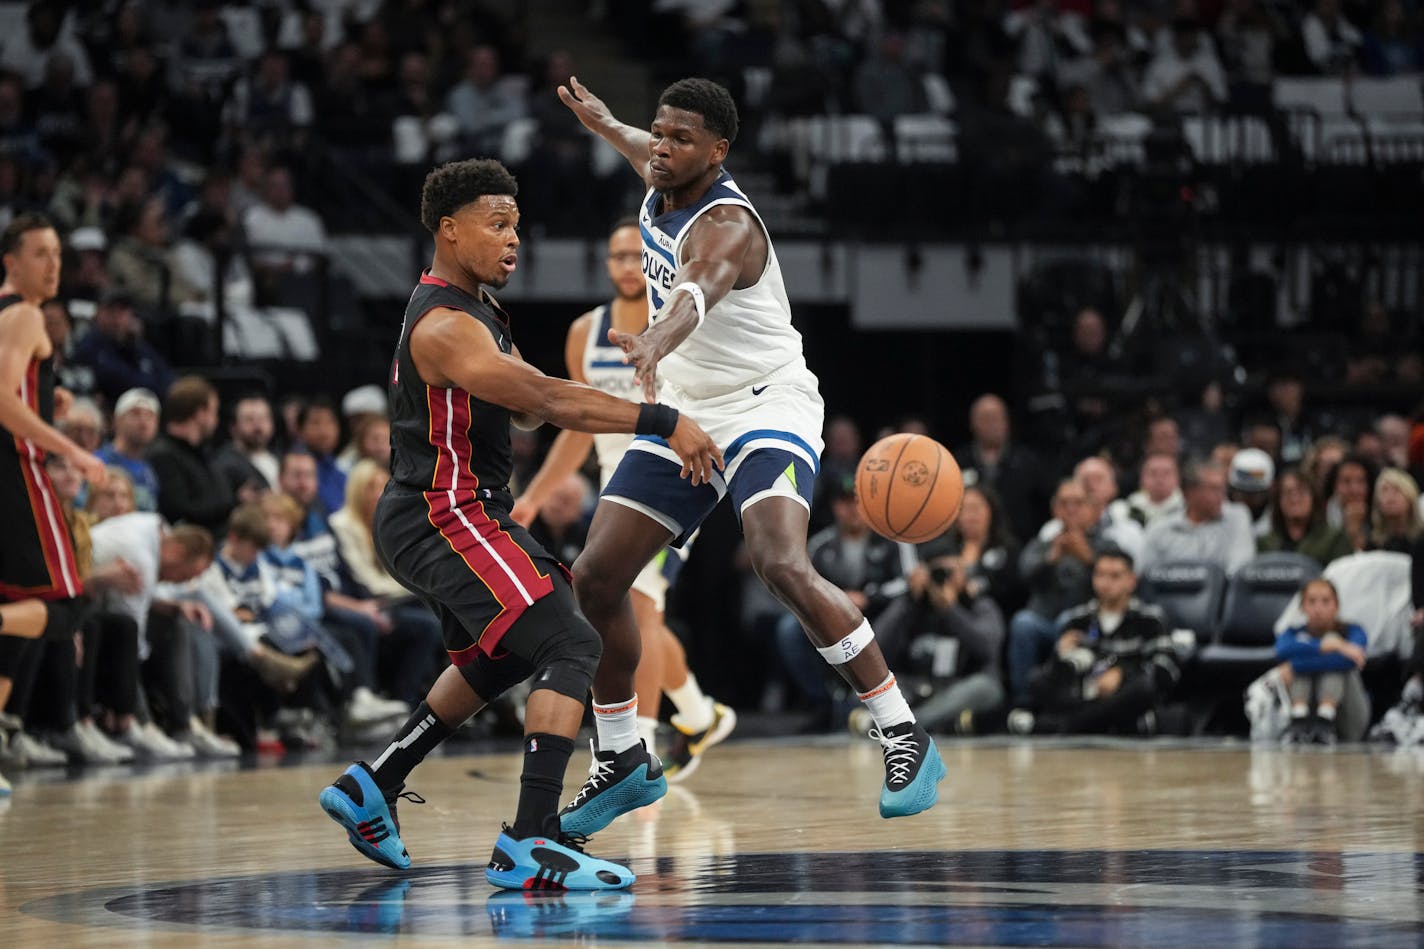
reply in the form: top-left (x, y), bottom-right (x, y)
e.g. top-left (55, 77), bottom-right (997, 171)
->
top-left (816, 619), bottom-right (874, 665)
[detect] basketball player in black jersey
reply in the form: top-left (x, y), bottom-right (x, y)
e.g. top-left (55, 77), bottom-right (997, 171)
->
top-left (0, 214), bottom-right (108, 795)
top-left (318, 159), bottom-right (721, 890)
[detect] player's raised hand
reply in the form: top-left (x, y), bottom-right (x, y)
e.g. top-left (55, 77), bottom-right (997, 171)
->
top-left (666, 415), bottom-right (724, 487)
top-left (609, 327), bottom-right (661, 403)
top-left (557, 76), bottom-right (611, 131)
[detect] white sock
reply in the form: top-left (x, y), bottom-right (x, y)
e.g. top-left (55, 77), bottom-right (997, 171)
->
top-left (1318, 704), bottom-right (1337, 721)
top-left (666, 674), bottom-right (714, 732)
top-left (857, 674), bottom-right (915, 729)
top-left (636, 716), bottom-right (659, 752)
top-left (593, 697), bottom-right (640, 754)
top-left (1291, 703), bottom-right (1309, 719)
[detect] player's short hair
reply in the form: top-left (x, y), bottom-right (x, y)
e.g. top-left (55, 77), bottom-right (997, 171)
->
top-left (1, 212), bottom-right (54, 255)
top-left (419, 158), bottom-right (518, 232)
top-left (658, 78), bottom-right (739, 144)
top-left (167, 524), bottom-right (215, 563)
top-left (164, 375), bottom-right (217, 424)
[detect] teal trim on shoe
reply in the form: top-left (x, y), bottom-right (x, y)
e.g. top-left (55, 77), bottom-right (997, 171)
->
top-left (485, 830), bottom-right (635, 890)
top-left (558, 747), bottom-right (667, 837)
top-left (319, 762), bottom-right (411, 870)
top-left (879, 739), bottom-right (946, 818)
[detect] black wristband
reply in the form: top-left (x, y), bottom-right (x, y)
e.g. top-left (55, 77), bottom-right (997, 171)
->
top-left (636, 402), bottom-right (679, 438)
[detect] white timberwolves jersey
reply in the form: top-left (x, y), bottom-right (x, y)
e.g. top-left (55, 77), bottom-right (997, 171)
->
top-left (581, 303), bottom-right (640, 486)
top-left (639, 170), bottom-right (811, 399)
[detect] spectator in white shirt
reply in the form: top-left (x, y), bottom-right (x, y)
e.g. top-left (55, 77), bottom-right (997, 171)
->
top-left (445, 45), bottom-right (526, 156)
top-left (1142, 19), bottom-right (1228, 114)
top-left (1140, 460), bottom-right (1257, 575)
top-left (0, 3), bottom-right (93, 89)
top-left (1127, 452), bottom-right (1186, 528)
top-left (242, 165), bottom-right (327, 277)
top-left (1302, 0), bottom-right (1363, 75)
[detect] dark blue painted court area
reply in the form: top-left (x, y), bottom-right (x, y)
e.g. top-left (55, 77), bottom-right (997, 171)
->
top-left (23, 850), bottom-right (1424, 947)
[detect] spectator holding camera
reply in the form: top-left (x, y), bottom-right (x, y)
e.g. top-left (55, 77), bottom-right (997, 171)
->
top-left (1018, 548), bottom-right (1179, 735)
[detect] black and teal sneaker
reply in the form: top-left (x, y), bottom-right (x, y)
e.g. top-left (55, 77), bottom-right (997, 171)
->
top-left (318, 761), bottom-right (421, 870)
top-left (558, 740), bottom-right (666, 837)
top-left (869, 722), bottom-right (945, 818)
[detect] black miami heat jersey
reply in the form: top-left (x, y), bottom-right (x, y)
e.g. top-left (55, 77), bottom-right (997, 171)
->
top-left (389, 273), bottom-right (516, 493)
top-left (0, 292), bottom-right (82, 601)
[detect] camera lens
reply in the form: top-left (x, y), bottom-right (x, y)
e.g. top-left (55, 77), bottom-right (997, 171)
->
top-left (929, 566), bottom-right (949, 585)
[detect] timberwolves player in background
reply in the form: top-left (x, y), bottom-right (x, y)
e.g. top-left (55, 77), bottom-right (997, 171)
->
top-left (0, 214), bottom-right (108, 796)
top-left (554, 77), bottom-right (944, 837)
top-left (512, 217), bottom-right (737, 783)
top-left (318, 159), bottom-right (722, 889)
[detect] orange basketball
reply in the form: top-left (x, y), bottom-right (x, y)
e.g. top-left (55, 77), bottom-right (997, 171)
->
top-left (854, 433), bottom-right (964, 543)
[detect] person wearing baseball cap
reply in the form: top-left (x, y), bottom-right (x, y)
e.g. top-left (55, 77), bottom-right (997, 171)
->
top-left (1228, 447), bottom-right (1275, 538)
top-left (95, 388), bottom-right (162, 512)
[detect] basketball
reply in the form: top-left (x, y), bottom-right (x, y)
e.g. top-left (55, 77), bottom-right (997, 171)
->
top-left (854, 433), bottom-right (963, 543)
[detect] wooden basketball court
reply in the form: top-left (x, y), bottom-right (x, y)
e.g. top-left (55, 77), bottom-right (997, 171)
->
top-left (5, 735), bottom-right (1423, 947)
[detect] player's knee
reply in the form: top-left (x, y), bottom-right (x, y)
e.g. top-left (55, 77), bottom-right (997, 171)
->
top-left (571, 557), bottom-right (622, 616)
top-left (751, 550), bottom-right (812, 603)
top-left (528, 619), bottom-right (602, 703)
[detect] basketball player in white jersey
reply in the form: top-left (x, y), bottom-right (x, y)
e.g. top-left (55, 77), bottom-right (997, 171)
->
top-left (554, 77), bottom-right (944, 837)
top-left (512, 217), bottom-right (736, 782)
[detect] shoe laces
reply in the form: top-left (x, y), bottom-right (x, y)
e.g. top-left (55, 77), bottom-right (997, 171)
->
top-left (569, 752), bottom-right (616, 806)
top-left (559, 830), bottom-right (591, 853)
top-left (869, 727), bottom-right (921, 788)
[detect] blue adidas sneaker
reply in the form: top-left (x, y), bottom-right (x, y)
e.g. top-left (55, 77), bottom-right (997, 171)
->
top-left (485, 824), bottom-right (635, 890)
top-left (319, 761), bottom-right (420, 870)
top-left (558, 740), bottom-right (666, 837)
top-left (871, 723), bottom-right (945, 818)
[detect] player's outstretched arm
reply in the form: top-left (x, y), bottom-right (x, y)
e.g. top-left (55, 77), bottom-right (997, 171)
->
top-left (512, 313), bottom-right (599, 524)
top-left (610, 205), bottom-right (754, 402)
top-left (558, 76), bottom-right (652, 184)
top-left (411, 308), bottom-right (723, 483)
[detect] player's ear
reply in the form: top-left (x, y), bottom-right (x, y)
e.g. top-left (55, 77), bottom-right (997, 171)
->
top-left (439, 215), bottom-right (458, 243)
top-left (711, 139), bottom-right (729, 165)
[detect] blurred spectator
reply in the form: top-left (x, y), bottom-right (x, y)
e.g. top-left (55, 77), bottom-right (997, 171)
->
top-left (1258, 466), bottom-right (1354, 565)
top-left (242, 165), bottom-right (327, 280)
top-left (1302, 435), bottom-right (1349, 496)
top-left (1144, 414), bottom-right (1182, 459)
top-left (854, 32), bottom-right (927, 135)
top-left (63, 225), bottom-right (111, 301)
top-left (314, 41), bottom-right (391, 149)
top-left (1072, 454), bottom-right (1144, 558)
top-left (69, 288), bottom-right (175, 404)
top-left (295, 397), bottom-right (345, 515)
top-left (107, 197), bottom-right (208, 314)
top-left (1139, 460), bottom-right (1256, 575)
top-left (1057, 20), bottom-right (1140, 117)
top-left (1376, 414), bottom-right (1412, 472)
top-left (877, 552), bottom-right (1005, 734)
top-left (1020, 548), bottom-right (1178, 734)
top-left (1344, 301), bottom-right (1421, 386)
top-left (1302, 0), bottom-right (1363, 75)
top-left (223, 50), bottom-right (313, 148)
top-left (1264, 371), bottom-right (1312, 464)
top-left (336, 384), bottom-right (388, 472)
top-left (1362, 0), bottom-right (1424, 77)
top-left (30, 51), bottom-right (85, 162)
top-left (524, 49), bottom-right (593, 234)
top-left (88, 464), bottom-right (136, 521)
top-left (215, 393), bottom-right (280, 500)
top-left (958, 393), bottom-right (1048, 544)
top-left (0, 3), bottom-right (94, 89)
top-left (96, 387), bottom-right (161, 512)
top-left (1217, 0), bottom-right (1285, 90)
top-left (1369, 468), bottom-right (1422, 553)
top-left (147, 375), bottom-right (235, 535)
top-left (42, 297), bottom-right (94, 397)
top-left (174, 1), bottom-right (240, 97)
top-left (0, 72), bottom-right (39, 160)
top-left (528, 472), bottom-right (591, 567)
top-left (920, 483), bottom-right (1022, 615)
top-left (774, 474), bottom-right (909, 730)
top-left (1142, 18), bottom-right (1228, 114)
top-left (1324, 454), bottom-right (1377, 552)
top-left (445, 44), bottom-right (526, 156)
top-left (1127, 451), bottom-right (1185, 527)
top-left (1227, 446), bottom-right (1274, 536)
top-left (1007, 478), bottom-right (1118, 707)
top-left (1275, 578), bottom-right (1367, 744)
top-left (1241, 415), bottom-right (1283, 465)
top-left (1005, 0), bottom-right (1085, 80)
top-left (58, 396), bottom-right (102, 454)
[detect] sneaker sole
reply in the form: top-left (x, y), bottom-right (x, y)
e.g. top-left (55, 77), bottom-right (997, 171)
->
top-left (559, 767), bottom-right (667, 837)
top-left (319, 786), bottom-right (410, 870)
top-left (485, 836), bottom-right (635, 891)
top-left (879, 742), bottom-right (947, 819)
